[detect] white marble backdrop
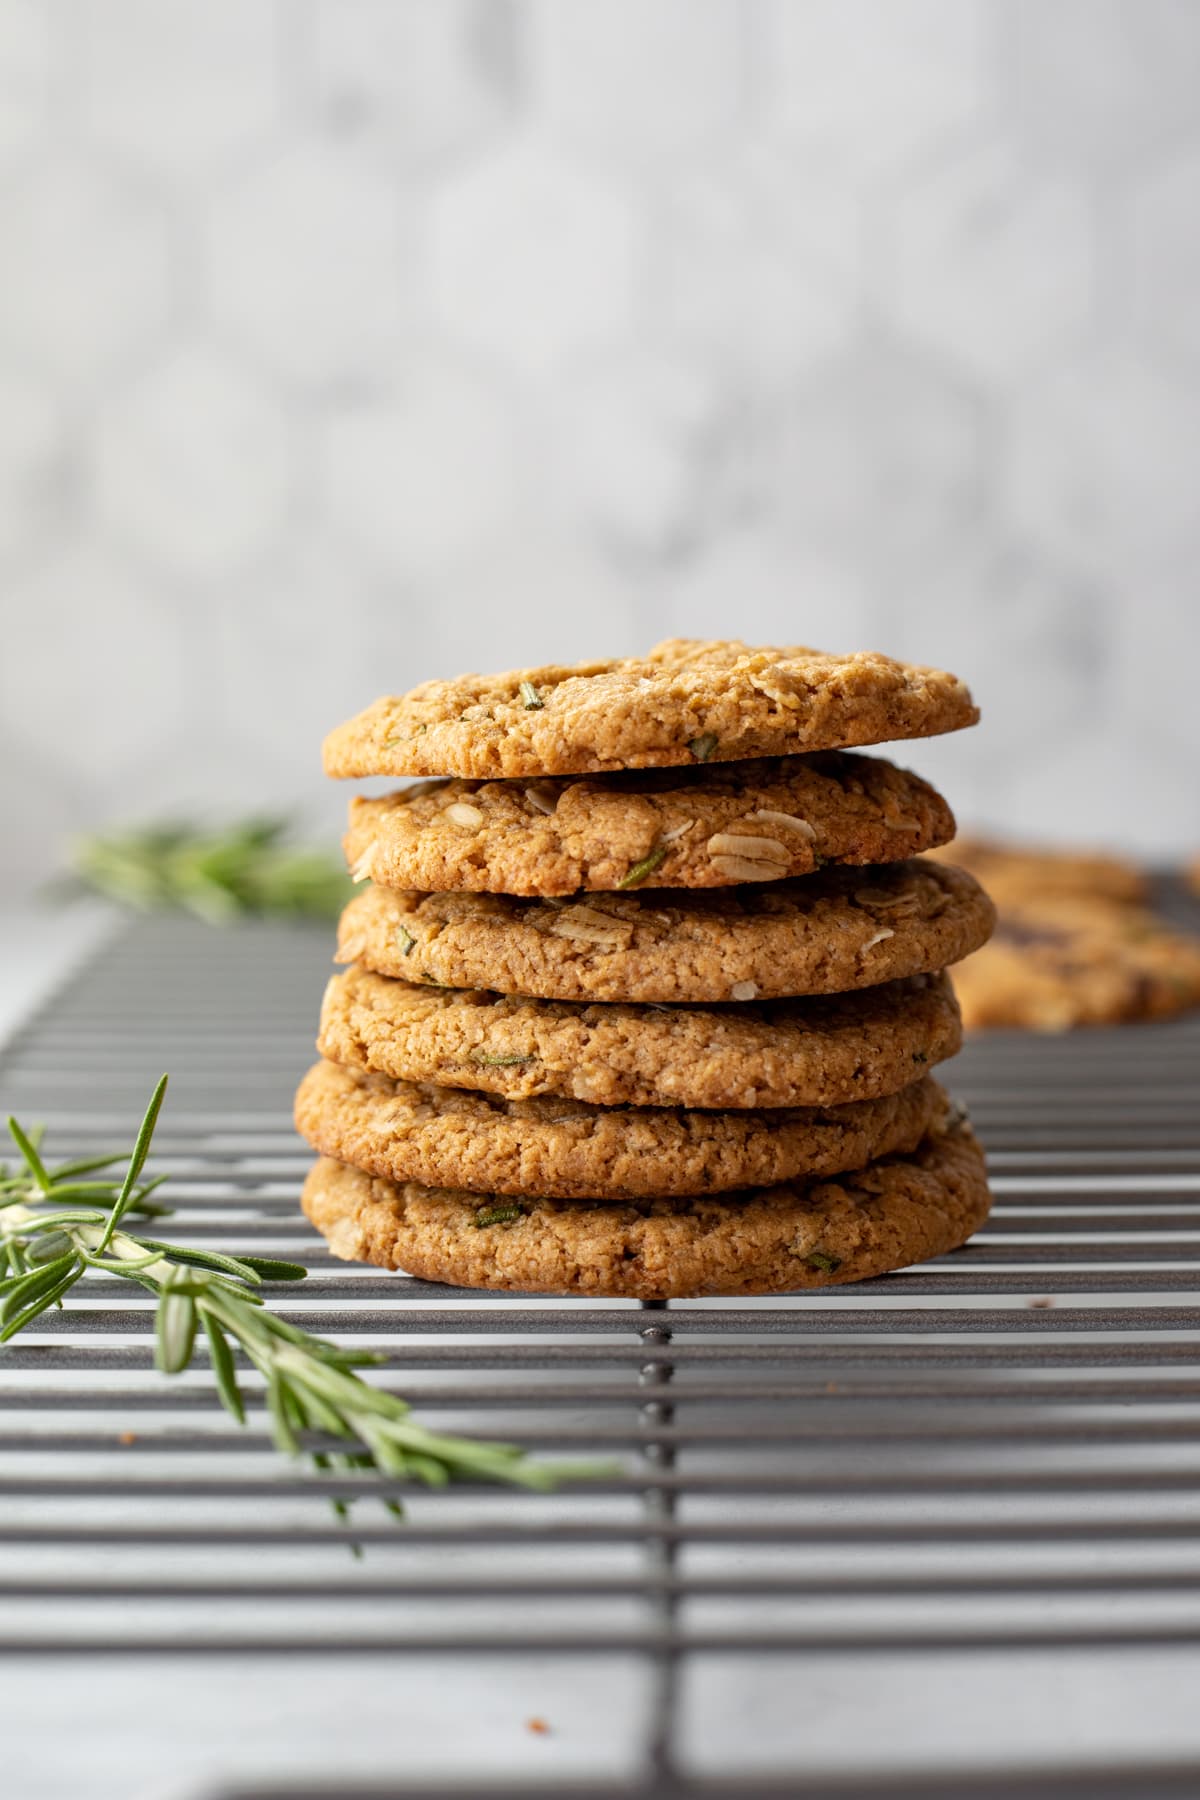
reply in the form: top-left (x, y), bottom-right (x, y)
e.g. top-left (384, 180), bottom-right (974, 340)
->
top-left (1, 0), bottom-right (1198, 893)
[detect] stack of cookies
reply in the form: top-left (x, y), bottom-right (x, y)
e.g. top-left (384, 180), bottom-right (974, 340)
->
top-left (296, 640), bottom-right (996, 1299)
top-left (930, 836), bottom-right (1200, 1032)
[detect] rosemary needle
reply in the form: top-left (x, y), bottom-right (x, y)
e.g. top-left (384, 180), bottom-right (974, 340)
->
top-left (0, 1077), bottom-right (611, 1519)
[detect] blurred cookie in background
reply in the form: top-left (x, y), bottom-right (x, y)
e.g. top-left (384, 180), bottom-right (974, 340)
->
top-left (927, 836), bottom-right (1149, 911)
top-left (951, 899), bottom-right (1200, 1031)
top-left (933, 837), bottom-right (1200, 1032)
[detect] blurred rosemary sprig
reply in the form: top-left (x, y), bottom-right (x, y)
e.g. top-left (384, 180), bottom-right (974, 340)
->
top-left (65, 817), bottom-right (354, 924)
top-left (0, 1078), bottom-right (602, 1520)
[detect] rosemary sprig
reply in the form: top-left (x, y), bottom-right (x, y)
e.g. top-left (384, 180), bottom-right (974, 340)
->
top-left (65, 817), bottom-right (354, 924)
top-left (0, 1078), bottom-right (605, 1517)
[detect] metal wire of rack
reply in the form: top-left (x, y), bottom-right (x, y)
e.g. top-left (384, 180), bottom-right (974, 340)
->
top-left (3, 907), bottom-right (1200, 1797)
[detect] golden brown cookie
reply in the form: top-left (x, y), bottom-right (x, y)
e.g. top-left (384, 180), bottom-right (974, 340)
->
top-left (952, 899), bottom-right (1200, 1031)
top-left (318, 965), bottom-right (962, 1110)
top-left (318, 972), bottom-right (964, 1108)
top-left (294, 1058), bottom-right (946, 1199)
top-left (335, 858), bottom-right (995, 1004)
top-left (323, 639), bottom-right (978, 780)
top-left (928, 835), bottom-right (1149, 909)
top-left (343, 752), bottom-right (955, 896)
top-left (300, 1116), bottom-right (991, 1298)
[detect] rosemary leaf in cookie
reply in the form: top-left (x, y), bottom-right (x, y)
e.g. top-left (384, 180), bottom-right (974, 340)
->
top-left (804, 1250), bottom-right (842, 1273)
top-left (473, 1203), bottom-right (526, 1228)
top-left (618, 844), bottom-right (668, 890)
top-left (519, 681), bottom-right (544, 710)
top-left (470, 1051), bottom-right (538, 1068)
top-left (687, 733), bottom-right (719, 762)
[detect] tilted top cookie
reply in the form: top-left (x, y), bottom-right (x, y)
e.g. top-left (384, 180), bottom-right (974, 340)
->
top-left (301, 1114), bottom-right (991, 1299)
top-left (336, 857), bottom-right (995, 1004)
top-left (344, 751), bottom-right (954, 896)
top-left (323, 639), bottom-right (979, 780)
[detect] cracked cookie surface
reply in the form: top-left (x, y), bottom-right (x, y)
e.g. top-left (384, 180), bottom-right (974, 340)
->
top-left (318, 965), bottom-right (962, 1109)
top-left (336, 858), bottom-right (995, 1004)
top-left (323, 639), bottom-right (978, 780)
top-left (300, 1118), bottom-right (990, 1298)
top-left (294, 1058), bottom-right (946, 1199)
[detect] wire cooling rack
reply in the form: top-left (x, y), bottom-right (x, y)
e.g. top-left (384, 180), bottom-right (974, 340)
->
top-left (2, 904), bottom-right (1200, 1798)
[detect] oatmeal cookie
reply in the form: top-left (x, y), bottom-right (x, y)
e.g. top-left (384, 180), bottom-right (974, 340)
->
top-left (323, 639), bottom-right (978, 780)
top-left (318, 965), bottom-right (962, 1110)
top-left (928, 836), bottom-right (1148, 909)
top-left (952, 899), bottom-right (1200, 1031)
top-left (335, 859), bottom-right (995, 1004)
top-left (294, 1058), bottom-right (947, 1199)
top-left (344, 752), bottom-right (954, 896)
top-left (300, 1116), bottom-right (991, 1298)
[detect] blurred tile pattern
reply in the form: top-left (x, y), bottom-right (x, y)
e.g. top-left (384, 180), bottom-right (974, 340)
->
top-left (1, 0), bottom-right (1198, 892)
